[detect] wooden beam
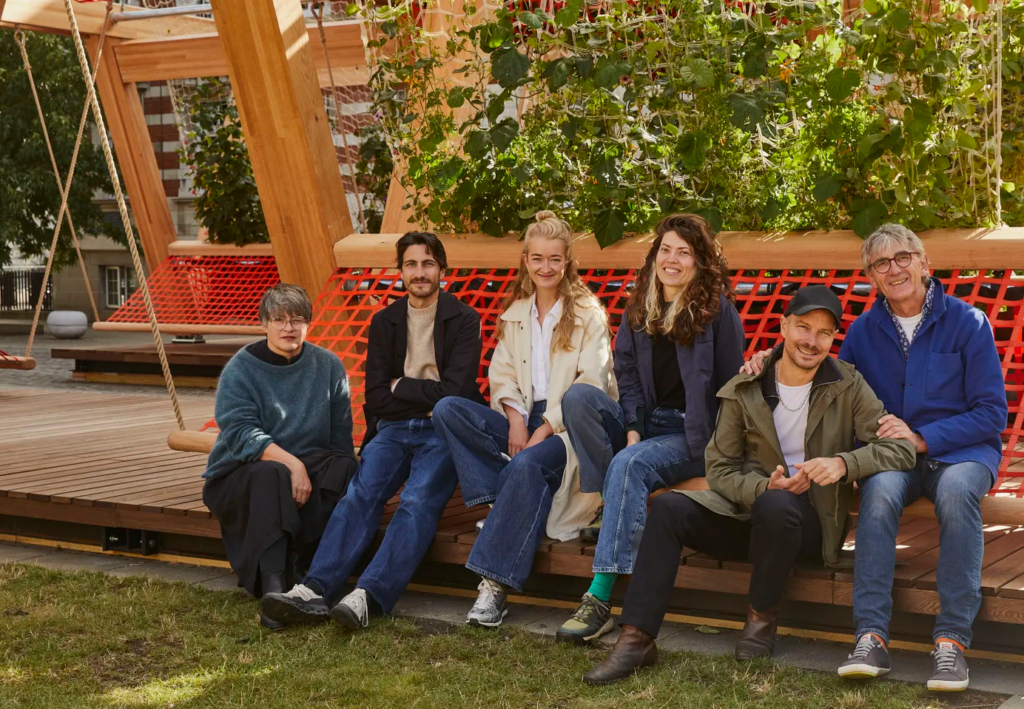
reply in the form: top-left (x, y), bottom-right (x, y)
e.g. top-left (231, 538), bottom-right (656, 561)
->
top-left (88, 36), bottom-right (176, 270)
top-left (333, 227), bottom-right (1024, 271)
top-left (166, 240), bottom-right (274, 257)
top-left (1, 0), bottom-right (214, 39)
top-left (209, 0), bottom-right (351, 298)
top-left (113, 22), bottom-right (373, 87)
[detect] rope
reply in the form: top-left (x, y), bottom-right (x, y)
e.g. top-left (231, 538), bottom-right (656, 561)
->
top-left (61, 0), bottom-right (186, 431)
top-left (15, 29), bottom-right (101, 324)
top-left (21, 2), bottom-right (114, 359)
top-left (313, 1), bottom-right (368, 232)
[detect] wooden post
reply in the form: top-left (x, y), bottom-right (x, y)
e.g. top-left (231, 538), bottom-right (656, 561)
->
top-left (209, 0), bottom-right (351, 298)
top-left (88, 37), bottom-right (177, 270)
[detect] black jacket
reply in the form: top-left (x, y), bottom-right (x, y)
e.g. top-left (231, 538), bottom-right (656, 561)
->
top-left (363, 290), bottom-right (485, 442)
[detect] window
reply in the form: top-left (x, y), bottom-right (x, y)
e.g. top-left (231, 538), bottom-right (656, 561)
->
top-left (104, 266), bottom-right (138, 308)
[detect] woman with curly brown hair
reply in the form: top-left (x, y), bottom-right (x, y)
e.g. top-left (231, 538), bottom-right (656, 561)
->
top-left (433, 211), bottom-right (617, 628)
top-left (554, 213), bottom-right (745, 645)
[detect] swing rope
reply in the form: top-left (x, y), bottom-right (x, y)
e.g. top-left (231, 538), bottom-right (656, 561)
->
top-left (20, 0), bottom-right (114, 360)
top-left (61, 0), bottom-right (186, 431)
top-left (313, 0), bottom-right (368, 232)
top-left (14, 29), bottom-right (101, 325)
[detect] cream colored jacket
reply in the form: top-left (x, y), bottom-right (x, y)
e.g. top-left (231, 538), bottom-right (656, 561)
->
top-left (489, 296), bottom-right (618, 541)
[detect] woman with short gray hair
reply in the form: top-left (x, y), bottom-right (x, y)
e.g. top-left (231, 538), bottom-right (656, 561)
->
top-left (202, 283), bottom-right (358, 628)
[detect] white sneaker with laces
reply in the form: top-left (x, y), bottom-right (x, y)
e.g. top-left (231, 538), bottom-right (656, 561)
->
top-left (466, 577), bottom-right (508, 628)
top-left (330, 588), bottom-right (371, 630)
top-left (260, 583), bottom-right (329, 626)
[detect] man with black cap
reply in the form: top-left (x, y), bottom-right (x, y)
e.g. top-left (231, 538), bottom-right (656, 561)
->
top-left (583, 285), bottom-right (915, 685)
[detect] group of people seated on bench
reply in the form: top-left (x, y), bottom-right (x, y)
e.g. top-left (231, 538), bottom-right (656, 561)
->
top-left (201, 213), bottom-right (1008, 693)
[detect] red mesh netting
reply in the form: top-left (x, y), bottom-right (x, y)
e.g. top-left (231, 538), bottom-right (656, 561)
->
top-left (106, 255), bottom-right (280, 328)
top-left (299, 267), bottom-right (1023, 496)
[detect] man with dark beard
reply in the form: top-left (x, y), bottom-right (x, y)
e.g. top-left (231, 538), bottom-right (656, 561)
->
top-left (261, 232), bottom-right (485, 629)
top-left (583, 286), bottom-right (915, 685)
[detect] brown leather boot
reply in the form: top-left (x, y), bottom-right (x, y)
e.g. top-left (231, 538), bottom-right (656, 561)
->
top-left (735, 605), bottom-right (778, 660)
top-left (583, 625), bottom-right (658, 685)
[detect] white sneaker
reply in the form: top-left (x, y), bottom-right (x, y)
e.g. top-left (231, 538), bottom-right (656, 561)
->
top-left (466, 577), bottom-right (508, 628)
top-left (260, 583), bottom-right (329, 626)
top-left (330, 588), bottom-right (371, 630)
top-left (475, 503), bottom-right (494, 531)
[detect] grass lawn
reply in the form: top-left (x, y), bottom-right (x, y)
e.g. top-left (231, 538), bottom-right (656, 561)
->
top-left (0, 563), bottom-right (1008, 709)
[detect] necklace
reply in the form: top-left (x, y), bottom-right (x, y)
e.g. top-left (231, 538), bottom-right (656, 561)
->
top-left (775, 363), bottom-right (812, 412)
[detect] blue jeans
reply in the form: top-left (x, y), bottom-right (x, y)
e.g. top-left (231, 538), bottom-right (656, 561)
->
top-left (562, 383), bottom-right (699, 574)
top-left (303, 418), bottom-right (456, 612)
top-left (433, 396), bottom-right (567, 591)
top-left (853, 458), bottom-right (993, 647)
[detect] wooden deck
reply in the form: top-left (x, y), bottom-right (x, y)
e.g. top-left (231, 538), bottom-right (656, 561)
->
top-left (3, 386), bottom-right (1024, 628)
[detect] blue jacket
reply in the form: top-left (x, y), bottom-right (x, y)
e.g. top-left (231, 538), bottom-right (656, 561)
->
top-left (614, 294), bottom-right (745, 459)
top-left (838, 277), bottom-right (1007, 481)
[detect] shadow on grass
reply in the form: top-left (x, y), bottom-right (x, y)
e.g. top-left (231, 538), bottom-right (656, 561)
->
top-left (0, 563), bottom-right (1008, 709)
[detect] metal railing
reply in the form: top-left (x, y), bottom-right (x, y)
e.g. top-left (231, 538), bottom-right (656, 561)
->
top-left (0, 268), bottom-right (52, 312)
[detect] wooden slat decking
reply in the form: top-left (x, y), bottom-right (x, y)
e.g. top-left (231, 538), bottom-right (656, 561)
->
top-left (3, 386), bottom-right (1024, 623)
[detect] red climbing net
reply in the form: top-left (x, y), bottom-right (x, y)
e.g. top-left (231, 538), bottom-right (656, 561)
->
top-left (299, 267), bottom-right (1023, 496)
top-left (106, 255), bottom-right (280, 329)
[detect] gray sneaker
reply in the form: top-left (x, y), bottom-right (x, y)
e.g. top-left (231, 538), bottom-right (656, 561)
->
top-left (466, 578), bottom-right (508, 628)
top-left (838, 633), bottom-right (891, 678)
top-left (330, 588), bottom-right (371, 630)
top-left (260, 583), bottom-right (330, 627)
top-left (556, 593), bottom-right (613, 645)
top-left (927, 641), bottom-right (969, 691)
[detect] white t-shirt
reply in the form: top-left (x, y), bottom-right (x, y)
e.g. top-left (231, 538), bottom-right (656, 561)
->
top-left (895, 312), bottom-right (924, 344)
top-left (774, 381), bottom-right (812, 477)
top-left (501, 295), bottom-right (562, 420)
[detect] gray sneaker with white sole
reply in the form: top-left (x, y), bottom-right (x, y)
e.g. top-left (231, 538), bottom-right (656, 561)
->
top-left (837, 633), bottom-right (891, 678)
top-left (466, 578), bottom-right (508, 628)
top-left (927, 641), bottom-right (969, 691)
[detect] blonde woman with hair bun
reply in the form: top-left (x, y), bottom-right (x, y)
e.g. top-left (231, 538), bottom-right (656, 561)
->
top-left (434, 210), bottom-right (617, 628)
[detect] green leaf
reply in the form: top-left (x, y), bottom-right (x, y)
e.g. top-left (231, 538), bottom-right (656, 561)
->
top-left (561, 116), bottom-right (582, 141)
top-left (554, 0), bottom-right (583, 27)
top-left (464, 130), bottom-right (491, 160)
top-left (825, 68), bottom-right (860, 102)
top-left (491, 48), bottom-right (531, 89)
top-left (593, 208), bottom-right (626, 248)
top-left (894, 181), bottom-right (910, 205)
top-left (575, 56), bottom-right (594, 79)
top-left (851, 199), bottom-right (888, 237)
top-left (955, 131), bottom-right (978, 151)
top-left (728, 93), bottom-right (763, 132)
top-left (887, 8), bottom-right (911, 31)
top-left (862, 0), bottom-right (879, 12)
top-left (812, 174), bottom-right (843, 202)
top-left (446, 87), bottom-right (466, 109)
top-left (489, 118), bottom-right (519, 153)
top-left (518, 11), bottom-right (543, 29)
top-left (345, 3), bottom-right (359, 16)
top-left (591, 151), bottom-right (619, 187)
top-left (692, 206), bottom-right (723, 233)
top-left (594, 57), bottom-right (631, 90)
top-left (974, 0), bottom-right (988, 11)
top-left (680, 59), bottom-right (716, 88)
top-left (677, 129), bottom-right (712, 171)
top-left (542, 58), bottom-right (571, 90)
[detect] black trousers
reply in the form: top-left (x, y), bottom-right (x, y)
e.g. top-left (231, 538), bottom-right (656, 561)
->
top-left (203, 449), bottom-right (358, 597)
top-left (619, 489), bottom-right (824, 638)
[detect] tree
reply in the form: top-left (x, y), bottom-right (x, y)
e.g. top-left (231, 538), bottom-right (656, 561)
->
top-left (0, 29), bottom-right (118, 270)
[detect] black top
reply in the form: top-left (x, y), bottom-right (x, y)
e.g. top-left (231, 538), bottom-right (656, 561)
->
top-left (363, 290), bottom-right (486, 444)
top-left (651, 331), bottom-right (687, 411)
top-left (246, 339), bottom-right (305, 366)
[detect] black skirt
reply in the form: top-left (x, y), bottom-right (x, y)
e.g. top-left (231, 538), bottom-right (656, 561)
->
top-left (203, 449), bottom-right (358, 597)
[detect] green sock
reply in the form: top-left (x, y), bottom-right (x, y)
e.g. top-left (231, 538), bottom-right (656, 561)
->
top-left (587, 572), bottom-right (616, 603)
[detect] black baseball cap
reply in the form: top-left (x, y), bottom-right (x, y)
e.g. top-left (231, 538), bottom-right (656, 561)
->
top-left (784, 285), bottom-right (843, 329)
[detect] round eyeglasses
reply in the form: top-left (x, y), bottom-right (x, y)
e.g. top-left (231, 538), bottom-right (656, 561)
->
top-left (870, 251), bottom-right (916, 274)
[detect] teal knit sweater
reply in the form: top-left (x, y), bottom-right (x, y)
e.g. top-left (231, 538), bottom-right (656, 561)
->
top-left (203, 343), bottom-right (354, 479)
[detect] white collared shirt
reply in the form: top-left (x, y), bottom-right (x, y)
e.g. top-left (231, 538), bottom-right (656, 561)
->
top-left (501, 295), bottom-right (562, 419)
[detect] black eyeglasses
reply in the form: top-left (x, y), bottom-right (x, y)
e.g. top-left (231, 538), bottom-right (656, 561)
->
top-left (870, 251), bottom-right (917, 274)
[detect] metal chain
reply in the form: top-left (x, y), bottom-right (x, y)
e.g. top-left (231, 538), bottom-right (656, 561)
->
top-left (14, 29), bottom-right (101, 324)
top-left (61, 0), bottom-right (186, 431)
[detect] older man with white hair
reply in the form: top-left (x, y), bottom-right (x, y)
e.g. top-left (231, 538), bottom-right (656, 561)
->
top-left (834, 224), bottom-right (1007, 690)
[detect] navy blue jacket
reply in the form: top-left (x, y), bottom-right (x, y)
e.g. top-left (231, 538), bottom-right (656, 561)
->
top-left (614, 294), bottom-right (745, 458)
top-left (838, 277), bottom-right (1007, 480)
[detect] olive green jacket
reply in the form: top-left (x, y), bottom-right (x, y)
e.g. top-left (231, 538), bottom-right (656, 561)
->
top-left (680, 348), bottom-right (916, 567)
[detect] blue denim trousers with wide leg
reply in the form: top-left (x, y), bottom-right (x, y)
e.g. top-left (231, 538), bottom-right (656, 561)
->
top-left (303, 418), bottom-right (456, 612)
top-left (561, 382), bottom-right (700, 575)
top-left (433, 396), bottom-right (567, 591)
top-left (853, 457), bottom-right (993, 647)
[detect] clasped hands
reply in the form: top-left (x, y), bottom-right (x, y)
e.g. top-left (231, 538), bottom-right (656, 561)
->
top-left (767, 456), bottom-right (847, 493)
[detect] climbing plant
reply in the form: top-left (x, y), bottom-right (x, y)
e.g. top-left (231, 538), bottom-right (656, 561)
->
top-left (360, 0), bottom-right (1020, 244)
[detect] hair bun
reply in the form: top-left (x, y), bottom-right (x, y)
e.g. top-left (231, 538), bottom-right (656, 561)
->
top-left (535, 210), bottom-right (557, 222)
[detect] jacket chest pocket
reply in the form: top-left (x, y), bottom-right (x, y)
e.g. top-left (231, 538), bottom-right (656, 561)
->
top-left (925, 352), bottom-right (965, 402)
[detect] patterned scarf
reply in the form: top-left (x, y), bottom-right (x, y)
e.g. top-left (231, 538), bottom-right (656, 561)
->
top-left (883, 279), bottom-right (935, 360)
